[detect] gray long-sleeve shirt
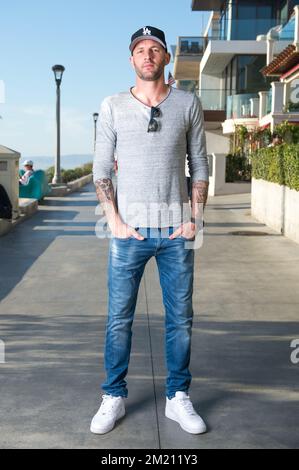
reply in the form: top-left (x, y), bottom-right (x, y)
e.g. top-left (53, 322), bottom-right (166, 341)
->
top-left (93, 86), bottom-right (208, 228)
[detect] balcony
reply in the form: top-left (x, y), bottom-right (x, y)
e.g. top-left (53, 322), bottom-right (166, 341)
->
top-left (196, 89), bottom-right (227, 123)
top-left (200, 39), bottom-right (267, 76)
top-left (260, 80), bottom-right (299, 129)
top-left (226, 93), bottom-right (259, 119)
top-left (177, 37), bottom-right (205, 55)
top-left (173, 37), bottom-right (204, 80)
top-left (219, 18), bottom-right (279, 41)
top-left (197, 89), bottom-right (226, 111)
top-left (199, 16), bottom-right (291, 76)
top-left (223, 93), bottom-right (260, 134)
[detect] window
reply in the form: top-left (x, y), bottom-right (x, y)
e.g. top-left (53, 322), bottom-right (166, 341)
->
top-left (220, 0), bottom-right (277, 40)
top-left (237, 3), bottom-right (256, 19)
top-left (236, 55), bottom-right (272, 94)
top-left (280, 0), bottom-right (288, 23)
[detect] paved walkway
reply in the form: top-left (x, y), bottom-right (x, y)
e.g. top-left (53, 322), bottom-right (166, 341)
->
top-left (0, 183), bottom-right (299, 449)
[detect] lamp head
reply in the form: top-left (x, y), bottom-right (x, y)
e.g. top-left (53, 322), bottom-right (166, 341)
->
top-left (52, 65), bottom-right (65, 84)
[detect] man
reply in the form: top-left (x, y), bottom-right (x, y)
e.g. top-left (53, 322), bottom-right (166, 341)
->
top-left (91, 26), bottom-right (209, 435)
top-left (19, 160), bottom-right (34, 185)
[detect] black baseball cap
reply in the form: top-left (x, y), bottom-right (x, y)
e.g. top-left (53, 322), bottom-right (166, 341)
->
top-left (130, 26), bottom-right (167, 53)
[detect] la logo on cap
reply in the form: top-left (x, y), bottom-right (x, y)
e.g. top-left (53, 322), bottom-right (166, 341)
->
top-left (143, 27), bottom-right (151, 35)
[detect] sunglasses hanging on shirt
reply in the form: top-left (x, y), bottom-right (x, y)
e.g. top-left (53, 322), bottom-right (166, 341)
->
top-left (147, 106), bottom-right (161, 132)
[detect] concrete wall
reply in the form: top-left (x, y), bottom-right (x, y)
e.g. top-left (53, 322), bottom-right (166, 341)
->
top-left (209, 153), bottom-right (251, 196)
top-left (67, 174), bottom-right (92, 192)
top-left (0, 145), bottom-right (21, 219)
top-left (251, 178), bottom-right (299, 244)
top-left (49, 174), bottom-right (93, 197)
top-left (206, 129), bottom-right (230, 154)
top-left (205, 129), bottom-right (251, 196)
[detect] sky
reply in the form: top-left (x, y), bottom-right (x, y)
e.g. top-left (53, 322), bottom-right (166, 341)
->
top-left (0, 0), bottom-right (209, 158)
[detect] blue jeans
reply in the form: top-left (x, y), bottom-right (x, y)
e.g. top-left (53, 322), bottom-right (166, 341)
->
top-left (102, 226), bottom-right (195, 399)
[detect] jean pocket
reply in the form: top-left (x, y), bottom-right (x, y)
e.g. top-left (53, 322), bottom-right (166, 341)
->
top-left (113, 226), bottom-right (139, 241)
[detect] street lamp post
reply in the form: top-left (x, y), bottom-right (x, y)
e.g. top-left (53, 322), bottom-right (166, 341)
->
top-left (93, 112), bottom-right (99, 151)
top-left (52, 65), bottom-right (65, 184)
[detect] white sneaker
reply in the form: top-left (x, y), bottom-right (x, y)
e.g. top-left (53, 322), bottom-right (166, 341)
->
top-left (165, 391), bottom-right (207, 434)
top-left (90, 394), bottom-right (126, 434)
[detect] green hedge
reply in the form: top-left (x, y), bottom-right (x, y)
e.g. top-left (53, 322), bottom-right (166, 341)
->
top-left (46, 162), bottom-right (93, 184)
top-left (251, 143), bottom-right (299, 191)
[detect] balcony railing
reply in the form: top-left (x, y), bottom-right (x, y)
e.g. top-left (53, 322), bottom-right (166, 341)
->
top-left (278, 15), bottom-right (295, 41)
top-left (218, 18), bottom-right (280, 41)
top-left (200, 16), bottom-right (294, 56)
top-left (196, 89), bottom-right (228, 111)
top-left (177, 37), bottom-right (206, 56)
top-left (226, 93), bottom-right (259, 119)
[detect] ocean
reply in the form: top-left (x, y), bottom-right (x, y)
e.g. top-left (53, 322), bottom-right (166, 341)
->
top-left (20, 154), bottom-right (93, 171)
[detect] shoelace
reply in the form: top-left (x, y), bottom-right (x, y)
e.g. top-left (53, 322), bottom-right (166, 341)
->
top-left (99, 395), bottom-right (121, 416)
top-left (175, 397), bottom-right (196, 415)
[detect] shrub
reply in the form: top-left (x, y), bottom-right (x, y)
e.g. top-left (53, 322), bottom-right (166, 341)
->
top-left (274, 121), bottom-right (299, 144)
top-left (284, 144), bottom-right (299, 191)
top-left (251, 143), bottom-right (299, 191)
top-left (45, 162), bottom-right (93, 184)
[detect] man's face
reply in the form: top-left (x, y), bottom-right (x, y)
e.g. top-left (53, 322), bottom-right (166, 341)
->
top-left (130, 39), bottom-right (170, 82)
top-left (25, 165), bottom-right (32, 170)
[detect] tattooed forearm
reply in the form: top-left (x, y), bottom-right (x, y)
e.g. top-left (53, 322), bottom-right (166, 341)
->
top-left (95, 178), bottom-right (114, 202)
top-left (191, 180), bottom-right (209, 219)
top-left (95, 178), bottom-right (118, 220)
top-left (192, 180), bottom-right (209, 206)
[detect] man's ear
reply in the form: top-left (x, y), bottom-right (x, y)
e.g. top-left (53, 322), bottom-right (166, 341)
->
top-left (165, 52), bottom-right (171, 66)
top-left (129, 55), bottom-right (135, 69)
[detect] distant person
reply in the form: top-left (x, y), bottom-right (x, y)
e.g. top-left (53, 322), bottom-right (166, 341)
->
top-left (19, 160), bottom-right (34, 185)
top-left (268, 133), bottom-right (283, 147)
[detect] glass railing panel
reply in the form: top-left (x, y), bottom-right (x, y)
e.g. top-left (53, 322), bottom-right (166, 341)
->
top-left (177, 36), bottom-right (205, 55)
top-left (226, 93), bottom-right (259, 119)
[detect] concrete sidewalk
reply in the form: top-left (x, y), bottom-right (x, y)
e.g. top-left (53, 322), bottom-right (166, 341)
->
top-left (0, 183), bottom-right (299, 449)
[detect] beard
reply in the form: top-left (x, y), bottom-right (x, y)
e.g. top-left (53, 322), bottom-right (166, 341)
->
top-left (134, 62), bottom-right (165, 82)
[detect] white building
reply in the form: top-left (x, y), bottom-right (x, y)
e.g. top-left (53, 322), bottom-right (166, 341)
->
top-left (173, 0), bottom-right (298, 194)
